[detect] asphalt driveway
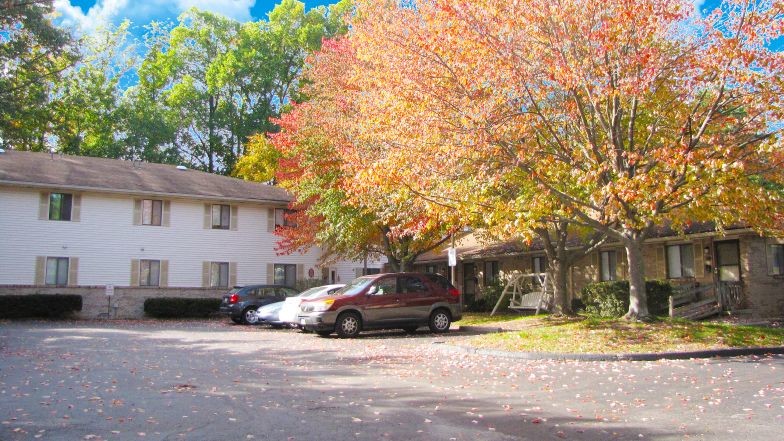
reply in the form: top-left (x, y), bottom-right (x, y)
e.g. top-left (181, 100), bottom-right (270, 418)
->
top-left (1, 320), bottom-right (782, 440)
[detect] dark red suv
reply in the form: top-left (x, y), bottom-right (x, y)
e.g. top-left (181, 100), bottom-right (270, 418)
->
top-left (297, 272), bottom-right (462, 338)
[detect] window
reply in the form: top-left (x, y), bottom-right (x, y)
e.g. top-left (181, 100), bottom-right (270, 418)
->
top-left (210, 262), bottom-right (229, 287)
top-left (49, 193), bottom-right (72, 221)
top-left (532, 256), bottom-right (546, 274)
top-left (532, 256), bottom-right (546, 285)
top-left (45, 257), bottom-right (69, 286)
top-left (212, 204), bottom-right (230, 229)
top-left (667, 244), bottom-right (695, 279)
top-left (140, 260), bottom-right (160, 286)
top-left (274, 208), bottom-right (296, 227)
top-left (372, 276), bottom-right (397, 295)
top-left (400, 275), bottom-right (427, 293)
top-left (274, 264), bottom-right (296, 287)
top-left (768, 243), bottom-right (784, 276)
top-left (600, 251), bottom-right (617, 281)
top-left (142, 200), bottom-right (163, 226)
top-left (483, 261), bottom-right (499, 285)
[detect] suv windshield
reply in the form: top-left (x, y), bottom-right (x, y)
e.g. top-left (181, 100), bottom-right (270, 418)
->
top-left (334, 277), bottom-right (374, 296)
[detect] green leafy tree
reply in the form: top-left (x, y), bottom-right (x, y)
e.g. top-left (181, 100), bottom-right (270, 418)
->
top-left (50, 21), bottom-right (136, 157)
top-left (0, 0), bottom-right (77, 149)
top-left (135, 1), bottom-right (352, 174)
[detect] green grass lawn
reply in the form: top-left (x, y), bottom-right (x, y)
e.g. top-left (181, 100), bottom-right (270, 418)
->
top-left (459, 313), bottom-right (784, 354)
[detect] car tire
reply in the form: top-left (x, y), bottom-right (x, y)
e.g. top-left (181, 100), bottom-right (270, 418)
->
top-left (242, 307), bottom-right (259, 325)
top-left (335, 312), bottom-right (362, 338)
top-left (428, 309), bottom-right (451, 333)
top-left (402, 326), bottom-right (418, 334)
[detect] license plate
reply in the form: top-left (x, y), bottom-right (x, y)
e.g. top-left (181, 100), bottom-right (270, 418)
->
top-left (300, 319), bottom-right (306, 326)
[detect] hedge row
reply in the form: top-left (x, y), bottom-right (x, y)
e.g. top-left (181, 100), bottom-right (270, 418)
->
top-left (0, 294), bottom-right (83, 319)
top-left (143, 297), bottom-right (221, 318)
top-left (580, 280), bottom-right (673, 317)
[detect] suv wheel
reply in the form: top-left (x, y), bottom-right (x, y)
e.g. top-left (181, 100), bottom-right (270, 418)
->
top-left (242, 307), bottom-right (259, 325)
top-left (428, 309), bottom-right (451, 333)
top-left (336, 312), bottom-right (362, 338)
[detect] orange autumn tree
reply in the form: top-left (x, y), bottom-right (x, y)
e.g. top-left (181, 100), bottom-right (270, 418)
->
top-left (336, 0), bottom-right (784, 319)
top-left (269, 38), bottom-right (459, 272)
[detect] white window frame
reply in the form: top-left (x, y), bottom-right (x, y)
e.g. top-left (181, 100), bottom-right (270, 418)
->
top-left (45, 257), bottom-right (69, 286)
top-left (49, 193), bottom-right (72, 221)
top-left (768, 242), bottom-right (784, 276)
top-left (210, 262), bottom-right (229, 287)
top-left (667, 244), bottom-right (695, 279)
top-left (600, 250), bottom-right (617, 281)
top-left (211, 204), bottom-right (230, 230)
top-left (274, 263), bottom-right (297, 287)
top-left (142, 199), bottom-right (163, 226)
top-left (140, 259), bottom-right (161, 286)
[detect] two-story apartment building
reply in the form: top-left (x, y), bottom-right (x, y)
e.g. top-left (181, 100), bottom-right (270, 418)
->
top-left (0, 150), bottom-right (383, 318)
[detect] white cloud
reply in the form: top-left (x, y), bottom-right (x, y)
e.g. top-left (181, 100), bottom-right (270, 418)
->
top-left (53, 0), bottom-right (256, 34)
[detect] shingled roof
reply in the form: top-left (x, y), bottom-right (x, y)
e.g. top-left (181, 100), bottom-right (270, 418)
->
top-left (0, 150), bottom-right (291, 204)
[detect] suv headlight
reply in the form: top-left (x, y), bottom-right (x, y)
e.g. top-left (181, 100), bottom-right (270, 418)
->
top-left (303, 299), bottom-right (335, 312)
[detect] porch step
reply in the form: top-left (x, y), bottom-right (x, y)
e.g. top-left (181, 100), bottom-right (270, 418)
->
top-left (672, 299), bottom-right (722, 320)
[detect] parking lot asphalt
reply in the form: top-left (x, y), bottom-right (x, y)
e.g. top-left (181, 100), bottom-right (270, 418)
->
top-left (1, 320), bottom-right (783, 441)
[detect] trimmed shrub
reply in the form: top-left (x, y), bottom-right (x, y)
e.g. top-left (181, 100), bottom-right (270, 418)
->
top-left (0, 294), bottom-right (82, 319)
top-left (580, 280), bottom-right (673, 318)
top-left (144, 297), bottom-right (221, 318)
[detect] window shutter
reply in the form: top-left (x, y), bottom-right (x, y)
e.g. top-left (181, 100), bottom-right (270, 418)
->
top-left (68, 257), bottom-right (79, 286)
top-left (130, 259), bottom-right (140, 286)
top-left (203, 204), bottom-right (211, 229)
top-left (266, 263), bottom-right (274, 284)
top-left (35, 256), bottom-right (46, 284)
top-left (591, 252), bottom-right (599, 280)
top-left (71, 194), bottom-right (81, 222)
top-left (267, 208), bottom-right (275, 232)
top-left (655, 246), bottom-right (666, 279)
top-left (202, 261), bottom-right (210, 287)
top-left (297, 264), bottom-right (304, 280)
top-left (159, 260), bottom-right (169, 287)
top-left (229, 262), bottom-right (237, 286)
top-left (693, 242), bottom-right (704, 278)
top-left (39, 193), bottom-right (50, 220)
top-left (230, 206), bottom-right (238, 231)
top-left (133, 199), bottom-right (142, 225)
top-left (355, 268), bottom-right (363, 278)
top-left (162, 201), bottom-right (171, 227)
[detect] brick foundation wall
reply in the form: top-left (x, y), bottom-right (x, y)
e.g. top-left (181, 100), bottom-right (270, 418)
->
top-left (0, 286), bottom-right (227, 319)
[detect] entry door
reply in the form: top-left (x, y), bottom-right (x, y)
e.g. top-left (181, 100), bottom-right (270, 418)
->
top-left (463, 263), bottom-right (476, 303)
top-left (715, 240), bottom-right (741, 282)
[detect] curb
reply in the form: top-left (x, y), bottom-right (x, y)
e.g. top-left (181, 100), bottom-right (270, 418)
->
top-left (449, 325), bottom-right (784, 361)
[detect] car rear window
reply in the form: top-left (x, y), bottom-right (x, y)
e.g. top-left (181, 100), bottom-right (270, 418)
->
top-left (424, 273), bottom-right (453, 289)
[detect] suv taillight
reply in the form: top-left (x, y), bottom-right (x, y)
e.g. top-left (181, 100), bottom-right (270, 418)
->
top-left (448, 287), bottom-right (460, 298)
top-left (229, 293), bottom-right (239, 304)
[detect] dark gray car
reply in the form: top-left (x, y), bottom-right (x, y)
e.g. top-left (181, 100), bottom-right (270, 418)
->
top-left (219, 285), bottom-right (299, 324)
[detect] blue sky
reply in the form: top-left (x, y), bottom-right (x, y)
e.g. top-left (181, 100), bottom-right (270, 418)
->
top-left (57, 1), bottom-right (721, 31)
top-left (54, 1), bottom-right (335, 34)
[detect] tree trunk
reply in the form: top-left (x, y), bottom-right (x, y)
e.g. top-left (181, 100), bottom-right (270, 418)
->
top-left (622, 233), bottom-right (650, 320)
top-left (548, 257), bottom-right (571, 315)
top-left (536, 223), bottom-right (573, 316)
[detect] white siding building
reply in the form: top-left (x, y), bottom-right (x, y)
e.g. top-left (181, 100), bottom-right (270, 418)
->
top-left (0, 151), bottom-right (383, 317)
